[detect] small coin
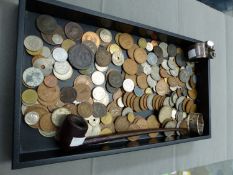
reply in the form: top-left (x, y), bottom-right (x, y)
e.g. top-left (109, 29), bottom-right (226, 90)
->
top-left (24, 111), bottom-right (40, 126)
top-left (119, 33), bottom-right (134, 49)
top-left (134, 86), bottom-right (144, 97)
top-left (134, 48), bottom-right (147, 64)
top-left (65, 22), bottom-right (84, 41)
top-left (54, 61), bottom-right (70, 75)
top-left (22, 89), bottom-right (38, 105)
top-left (109, 44), bottom-right (121, 54)
top-left (60, 87), bottom-right (77, 103)
top-left (41, 46), bottom-right (51, 58)
top-left (62, 39), bottom-right (76, 51)
top-left (75, 83), bottom-right (91, 102)
top-left (117, 97), bottom-right (125, 108)
top-left (93, 102), bottom-right (107, 118)
top-left (82, 31), bottom-right (100, 48)
top-left (137, 73), bottom-right (148, 89)
top-left (95, 47), bottom-right (111, 67)
top-left (52, 47), bottom-right (68, 62)
top-left (147, 115), bottom-right (160, 128)
top-left (39, 129), bottom-right (56, 138)
top-left (108, 70), bottom-right (123, 88)
top-left (147, 75), bottom-right (156, 89)
top-left (78, 102), bottom-right (93, 118)
top-left (167, 44), bottom-right (177, 57)
top-left (159, 42), bottom-right (168, 58)
top-left (164, 120), bottom-right (177, 137)
top-left (37, 15), bottom-right (57, 34)
top-left (112, 50), bottom-right (125, 66)
top-left (51, 107), bottom-right (71, 127)
top-left (23, 67), bottom-right (44, 88)
top-left (53, 64), bottom-right (73, 80)
top-left (24, 35), bottom-right (43, 52)
top-left (138, 38), bottom-right (147, 48)
top-left (123, 79), bottom-right (134, 92)
top-left (142, 62), bottom-right (152, 75)
top-left (123, 59), bottom-right (138, 75)
top-left (127, 113), bottom-right (135, 123)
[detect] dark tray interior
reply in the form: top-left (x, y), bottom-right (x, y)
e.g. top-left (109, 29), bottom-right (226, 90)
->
top-left (13, 0), bottom-right (210, 169)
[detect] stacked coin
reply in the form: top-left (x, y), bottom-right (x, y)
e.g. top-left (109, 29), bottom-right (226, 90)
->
top-left (21, 14), bottom-right (200, 139)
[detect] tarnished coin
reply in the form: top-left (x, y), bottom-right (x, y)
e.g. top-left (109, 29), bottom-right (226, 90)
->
top-left (82, 31), bottom-right (100, 48)
top-left (106, 82), bottom-right (118, 94)
top-left (115, 116), bottom-right (130, 132)
top-left (159, 42), bottom-right (168, 58)
top-left (40, 113), bottom-right (56, 132)
top-left (147, 52), bottom-right (158, 66)
top-left (74, 75), bottom-right (93, 89)
top-left (134, 86), bottom-right (144, 97)
top-left (179, 68), bottom-right (190, 83)
top-left (24, 35), bottom-right (43, 52)
top-left (60, 87), bottom-right (77, 103)
top-left (119, 33), bottom-right (134, 49)
top-left (127, 44), bottom-right (139, 59)
top-left (108, 70), bottom-right (123, 88)
top-left (69, 43), bottom-right (94, 70)
top-left (99, 28), bottom-right (112, 43)
top-left (96, 47), bottom-right (111, 67)
top-left (62, 39), bottom-right (76, 51)
top-left (41, 46), bottom-right (51, 58)
top-left (151, 65), bottom-right (161, 81)
top-left (167, 44), bottom-right (177, 57)
top-left (188, 88), bottom-right (197, 100)
top-left (52, 47), bottom-right (68, 62)
top-left (23, 67), bottom-right (44, 88)
top-left (33, 58), bottom-right (53, 76)
top-left (158, 106), bottom-right (172, 123)
top-left (101, 112), bottom-right (112, 125)
top-left (51, 107), bottom-right (71, 127)
top-left (112, 50), bottom-right (125, 66)
top-left (156, 79), bottom-right (169, 96)
top-left (53, 64), bottom-right (73, 80)
top-left (134, 48), bottom-right (147, 64)
top-left (92, 86), bottom-right (106, 101)
top-left (176, 53), bottom-right (187, 67)
top-left (91, 71), bottom-right (105, 85)
top-left (78, 102), bottom-right (93, 118)
top-left (138, 38), bottom-right (147, 49)
top-left (65, 22), bottom-right (83, 41)
top-left (22, 89), bottom-right (38, 105)
top-left (137, 73), bottom-right (148, 89)
top-left (153, 46), bottom-right (163, 58)
top-left (82, 40), bottom-right (97, 54)
top-left (79, 63), bottom-right (95, 75)
top-left (52, 34), bottom-right (63, 45)
top-left (54, 61), bottom-right (70, 75)
top-left (123, 79), bottom-right (134, 92)
top-left (75, 83), bottom-right (91, 102)
top-left (123, 59), bottom-right (138, 75)
top-left (93, 102), bottom-right (107, 118)
top-left (24, 111), bottom-right (40, 126)
top-left (37, 15), bottom-right (57, 34)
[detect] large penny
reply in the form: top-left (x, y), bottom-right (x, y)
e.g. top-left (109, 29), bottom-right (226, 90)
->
top-left (119, 33), bottom-right (134, 50)
top-left (134, 48), bottom-right (147, 64)
top-left (123, 59), bottom-right (138, 75)
top-left (44, 75), bottom-right (58, 88)
top-left (78, 102), bottom-right (93, 118)
top-left (74, 83), bottom-right (91, 102)
top-left (37, 83), bottom-right (60, 102)
top-left (65, 22), bottom-right (84, 41)
top-left (60, 87), bottom-right (77, 103)
top-left (95, 47), bottom-right (111, 67)
top-left (137, 73), bottom-right (148, 89)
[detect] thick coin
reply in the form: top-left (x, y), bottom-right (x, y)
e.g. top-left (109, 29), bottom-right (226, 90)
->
top-left (134, 48), bottom-right (147, 64)
top-left (51, 107), bottom-right (71, 127)
top-left (108, 70), bottom-right (123, 88)
top-left (23, 67), bottom-right (44, 88)
top-left (69, 43), bottom-right (94, 70)
top-left (78, 102), bottom-right (93, 118)
top-left (65, 22), bottom-right (84, 41)
top-left (93, 102), bottom-right (107, 118)
top-left (96, 47), bottom-right (111, 66)
top-left (60, 87), bottom-right (77, 103)
top-left (123, 59), bottom-right (138, 75)
top-left (53, 64), bottom-right (73, 80)
top-left (24, 35), bottom-right (43, 52)
top-left (37, 15), bottom-right (57, 34)
top-left (82, 31), bottom-right (100, 48)
top-left (22, 89), bottom-right (38, 105)
top-left (119, 33), bottom-right (134, 49)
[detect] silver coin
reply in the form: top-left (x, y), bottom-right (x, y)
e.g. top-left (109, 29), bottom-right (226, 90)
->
top-left (33, 58), bottom-right (53, 76)
top-left (147, 75), bottom-right (156, 88)
top-left (24, 111), bottom-right (40, 126)
top-left (161, 60), bottom-right (170, 70)
top-left (169, 97), bottom-right (175, 107)
top-left (147, 52), bottom-right (157, 66)
top-left (159, 42), bottom-right (168, 58)
top-left (53, 64), bottom-right (73, 80)
top-left (51, 107), bottom-right (71, 127)
top-left (39, 129), bottom-right (56, 138)
top-left (170, 67), bottom-right (179, 77)
top-left (52, 47), bottom-right (68, 62)
top-left (112, 50), bottom-right (124, 66)
top-left (24, 35), bottom-right (43, 52)
top-left (163, 97), bottom-right (170, 106)
top-left (179, 68), bottom-right (190, 83)
top-left (52, 34), bottom-right (64, 45)
top-left (23, 67), bottom-right (44, 88)
top-left (164, 120), bottom-right (177, 137)
top-left (171, 92), bottom-right (178, 104)
top-left (176, 96), bottom-right (185, 110)
top-left (95, 63), bottom-right (108, 72)
top-left (122, 107), bottom-right (133, 116)
top-left (134, 86), bottom-right (144, 97)
top-left (100, 29), bottom-right (112, 43)
top-left (41, 46), bottom-right (51, 58)
top-left (54, 61), bottom-right (70, 75)
top-left (186, 81), bottom-right (192, 90)
top-left (186, 64), bottom-right (193, 76)
top-left (142, 62), bottom-right (152, 75)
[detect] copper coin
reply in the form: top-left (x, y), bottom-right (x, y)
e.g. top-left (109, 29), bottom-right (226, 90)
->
top-left (37, 83), bottom-right (60, 102)
top-left (74, 83), bottom-right (91, 102)
top-left (152, 95), bottom-right (160, 109)
top-left (127, 44), bottom-right (139, 59)
top-left (125, 74), bottom-right (137, 85)
top-left (65, 22), bottom-right (84, 41)
top-left (82, 31), bottom-right (100, 48)
top-left (39, 113), bottom-right (56, 132)
top-left (78, 102), bottom-right (93, 118)
top-left (130, 94), bottom-right (137, 109)
top-left (38, 96), bottom-right (58, 107)
top-left (93, 102), bottom-right (107, 118)
top-left (182, 98), bottom-right (189, 111)
top-left (134, 48), bottom-right (147, 64)
top-left (74, 75), bottom-right (94, 89)
top-left (137, 73), bottom-right (148, 89)
top-left (60, 87), bottom-right (77, 103)
top-left (139, 95), bottom-right (146, 111)
top-left (44, 75), bottom-right (58, 88)
top-left (168, 77), bottom-right (178, 87)
top-left (95, 47), bottom-right (111, 67)
top-left (63, 103), bottom-right (77, 115)
top-left (115, 116), bottom-right (130, 132)
top-left (133, 97), bottom-right (141, 112)
top-left (123, 92), bottom-right (130, 106)
top-left (188, 88), bottom-right (197, 100)
top-left (155, 96), bottom-right (162, 110)
top-left (118, 33), bottom-right (134, 50)
top-left (143, 95), bottom-right (149, 110)
top-left (190, 103), bottom-right (197, 113)
top-left (186, 100), bottom-right (194, 113)
top-left (126, 93), bottom-right (134, 107)
top-left (123, 59), bottom-right (138, 75)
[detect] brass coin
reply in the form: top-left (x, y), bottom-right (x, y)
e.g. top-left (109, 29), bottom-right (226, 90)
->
top-left (82, 31), bottom-right (100, 48)
top-left (101, 112), bottom-right (113, 125)
top-left (188, 88), bottom-right (197, 100)
top-left (39, 113), bottom-right (56, 132)
top-left (62, 39), bottom-right (76, 51)
top-left (74, 83), bottom-right (91, 102)
top-left (21, 89), bottom-right (38, 105)
top-left (44, 75), bottom-right (58, 88)
top-left (182, 98), bottom-right (189, 111)
top-left (65, 22), bottom-right (84, 41)
top-left (78, 102), bottom-right (93, 118)
top-left (115, 116), bottom-right (130, 132)
top-left (156, 79), bottom-right (169, 96)
top-left (127, 44), bottom-right (139, 60)
top-left (123, 59), bottom-right (138, 75)
top-left (135, 118), bottom-right (148, 129)
top-left (137, 73), bottom-right (148, 89)
top-left (134, 48), bottom-right (147, 64)
top-left (138, 38), bottom-right (147, 49)
top-left (25, 104), bottom-right (48, 115)
top-left (118, 33), bottom-right (134, 50)
top-left (100, 128), bottom-right (113, 135)
top-left (143, 95), bottom-right (149, 110)
top-left (147, 115), bottom-right (160, 129)
top-left (127, 112), bottom-right (135, 123)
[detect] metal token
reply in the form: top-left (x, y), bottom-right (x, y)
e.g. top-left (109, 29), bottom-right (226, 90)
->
top-left (163, 97), bottom-right (170, 106)
top-left (65, 22), bottom-right (84, 41)
top-left (52, 47), bottom-right (68, 62)
top-left (170, 67), bottom-right (179, 77)
top-left (91, 71), bottom-right (105, 85)
top-left (119, 33), bottom-right (134, 49)
top-left (95, 63), bottom-right (108, 72)
top-left (37, 15), bottom-right (57, 34)
top-left (123, 79), bottom-right (134, 92)
top-left (54, 61), bottom-right (70, 75)
top-left (60, 87), bottom-right (77, 103)
top-left (23, 67), bottom-right (44, 88)
top-left (108, 70), bottom-right (123, 88)
top-left (167, 44), bottom-right (177, 57)
top-left (69, 43), bottom-right (94, 70)
top-left (82, 40), bottom-right (97, 54)
top-left (138, 38), bottom-right (147, 48)
top-left (51, 107), bottom-right (71, 127)
top-left (161, 60), bottom-right (170, 70)
top-left (147, 52), bottom-right (157, 66)
top-left (94, 93), bottom-right (110, 106)
top-left (99, 29), bottom-right (112, 43)
top-left (33, 58), bottom-right (53, 76)
top-left (134, 86), bottom-right (144, 97)
top-left (52, 34), bottom-right (63, 44)
top-left (179, 68), bottom-right (190, 83)
top-left (112, 50), bottom-right (124, 66)
top-left (96, 47), bottom-right (111, 67)
top-left (92, 86), bottom-right (106, 101)
top-left (53, 64), bottom-right (73, 80)
top-left (168, 57), bottom-right (178, 70)
top-left (176, 96), bottom-right (185, 110)
top-left (93, 102), bottom-right (107, 118)
top-left (175, 53), bottom-right (187, 67)
top-left (24, 35), bottom-right (43, 52)
top-left (109, 44), bottom-right (121, 54)
top-left (24, 111), bottom-right (40, 126)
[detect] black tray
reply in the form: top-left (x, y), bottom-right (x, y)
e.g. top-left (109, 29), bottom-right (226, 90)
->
top-left (13, 0), bottom-right (211, 169)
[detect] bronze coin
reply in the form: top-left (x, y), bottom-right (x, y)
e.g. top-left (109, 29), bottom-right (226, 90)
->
top-left (137, 73), bottom-right (148, 89)
top-left (60, 87), bottom-right (77, 103)
top-left (139, 95), bottom-right (146, 111)
top-left (39, 113), bottom-right (56, 132)
top-left (118, 33), bottom-right (134, 50)
top-left (44, 75), bottom-right (58, 88)
top-left (127, 44), bottom-right (139, 60)
top-left (168, 77), bottom-right (178, 87)
top-left (182, 98), bottom-right (189, 111)
top-left (155, 96), bottom-right (162, 110)
top-left (93, 102), bottom-right (107, 118)
top-left (38, 96), bottom-right (58, 107)
top-left (65, 22), bottom-right (84, 41)
top-left (95, 47), bottom-right (112, 67)
top-left (133, 97), bottom-right (141, 112)
top-left (152, 95), bottom-right (160, 109)
top-left (143, 95), bottom-right (149, 110)
top-left (156, 79), bottom-right (169, 96)
top-left (190, 103), bottom-right (197, 113)
top-left (126, 93), bottom-right (135, 107)
top-left (82, 31), bottom-right (100, 48)
top-left (135, 118), bottom-right (148, 129)
top-left (37, 15), bottom-right (57, 34)
top-left (134, 48), bottom-right (147, 64)
top-left (186, 100), bottom-right (194, 113)
top-left (78, 102), bottom-right (93, 118)
top-left (74, 83), bottom-right (91, 102)
top-left (37, 83), bottom-right (60, 102)
top-left (123, 92), bottom-right (130, 106)
top-left (108, 70), bottom-right (123, 88)
top-left (123, 59), bottom-right (138, 75)
top-left (63, 103), bottom-right (77, 115)
top-left (160, 68), bottom-right (171, 78)
top-left (130, 94), bottom-right (137, 109)
top-left (159, 96), bottom-right (166, 108)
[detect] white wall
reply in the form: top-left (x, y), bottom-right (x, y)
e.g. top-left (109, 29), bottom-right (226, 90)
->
top-left (0, 0), bottom-right (231, 174)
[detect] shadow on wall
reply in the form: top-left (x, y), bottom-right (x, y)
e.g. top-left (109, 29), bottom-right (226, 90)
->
top-left (0, 0), bottom-right (18, 162)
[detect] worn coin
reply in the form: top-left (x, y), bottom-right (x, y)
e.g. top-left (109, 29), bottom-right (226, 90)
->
top-left (156, 79), bottom-right (169, 96)
top-left (127, 44), bottom-right (139, 59)
top-left (23, 67), bottom-right (44, 88)
top-left (158, 106), bottom-right (172, 123)
top-left (134, 48), bottom-right (147, 64)
top-left (138, 38), bottom-right (147, 49)
top-left (37, 15), bottom-right (57, 34)
top-left (75, 83), bottom-right (91, 102)
top-left (137, 73), bottom-right (148, 89)
top-left (91, 71), bottom-right (105, 85)
top-left (92, 86), bottom-right (106, 101)
top-left (22, 89), bottom-right (38, 105)
top-left (60, 87), bottom-right (77, 103)
top-left (24, 111), bottom-right (40, 126)
top-left (52, 34), bottom-right (63, 45)
top-left (119, 33), bottom-right (134, 49)
top-left (52, 47), bottom-right (68, 62)
top-left (82, 31), bottom-right (100, 48)
top-left (33, 58), bottom-right (53, 76)
top-left (167, 44), bottom-right (177, 57)
top-left (147, 52), bottom-right (157, 66)
top-left (99, 28), bottom-right (112, 43)
top-left (112, 50), bottom-right (125, 66)
top-left (96, 47), bottom-right (111, 67)
top-left (179, 68), bottom-right (190, 83)
top-left (123, 59), bottom-right (138, 75)
top-left (65, 22), bottom-right (83, 41)
top-left (78, 102), bottom-right (93, 118)
top-left (154, 46), bottom-right (163, 58)
top-left (62, 39), bottom-right (76, 51)
top-left (108, 70), bottom-right (123, 88)
top-left (93, 102), bottom-right (107, 118)
top-left (24, 35), bottom-right (43, 52)
top-left (40, 113), bottom-right (56, 132)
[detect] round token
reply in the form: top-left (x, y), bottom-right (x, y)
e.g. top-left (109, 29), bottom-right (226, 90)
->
top-left (154, 46), bottom-right (163, 58)
top-left (100, 128), bottom-right (112, 135)
top-left (91, 71), bottom-right (105, 85)
top-left (123, 59), bottom-right (138, 75)
top-left (52, 34), bottom-right (63, 45)
top-left (62, 39), bottom-right (76, 51)
top-left (113, 88), bottom-right (123, 101)
top-left (137, 73), bottom-right (148, 89)
top-left (65, 22), bottom-right (84, 41)
top-left (95, 47), bottom-right (111, 67)
top-left (60, 87), bottom-right (77, 103)
top-left (33, 58), bottom-right (53, 76)
top-left (51, 107), bottom-right (71, 127)
top-left (74, 75), bottom-right (93, 89)
top-left (146, 42), bottom-right (153, 51)
top-left (24, 35), bottom-right (43, 52)
top-left (122, 107), bottom-right (133, 117)
top-left (75, 83), bottom-right (91, 102)
top-left (26, 49), bottom-right (42, 56)
top-left (79, 63), bottom-right (95, 75)
top-left (151, 65), bottom-right (161, 81)
top-left (156, 79), bottom-right (169, 96)
top-left (69, 43), bottom-right (94, 70)
top-left (92, 86), bottom-right (106, 101)
top-left (134, 48), bottom-right (147, 64)
top-left (107, 101), bottom-right (122, 118)
top-left (24, 111), bottom-right (40, 126)
top-left (138, 38), bottom-right (147, 48)
top-left (94, 93), bottom-right (110, 106)
top-left (158, 106), bottom-right (172, 123)
top-left (22, 89), bottom-right (38, 105)
top-left (99, 29), bottom-right (112, 43)
top-left (93, 102), bottom-right (107, 118)
top-left (108, 70), bottom-right (123, 88)
top-left (112, 50), bottom-right (125, 66)
top-left (167, 44), bottom-right (177, 57)
top-left (109, 44), bottom-right (121, 54)
top-left (52, 47), bottom-right (68, 62)
top-left (134, 86), bottom-right (144, 97)
top-left (37, 15), bottom-right (57, 34)
top-left (78, 102), bottom-right (93, 118)
top-left (82, 31), bottom-right (100, 48)
top-left (127, 44), bottom-right (139, 59)
top-left (40, 113), bottom-right (56, 132)
top-left (23, 67), bottom-right (44, 88)
top-left (176, 53), bottom-right (187, 67)
top-left (147, 52), bottom-right (157, 65)
top-left (123, 79), bottom-right (134, 92)
top-left (119, 33), bottom-right (134, 49)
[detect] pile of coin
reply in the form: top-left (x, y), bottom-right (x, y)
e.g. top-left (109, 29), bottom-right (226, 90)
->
top-left (21, 14), bottom-right (198, 139)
